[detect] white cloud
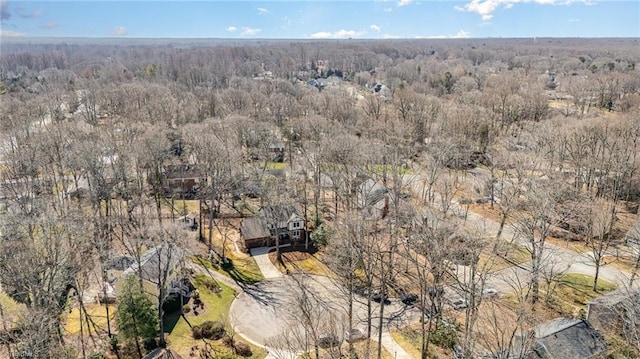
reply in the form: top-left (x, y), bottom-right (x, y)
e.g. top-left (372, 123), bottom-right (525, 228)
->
top-left (257, 7), bottom-right (269, 15)
top-left (452, 29), bottom-right (470, 38)
top-left (240, 27), bottom-right (261, 36)
top-left (110, 26), bottom-right (127, 36)
top-left (397, 0), bottom-right (413, 7)
top-left (310, 29), bottom-right (366, 39)
top-left (370, 24), bottom-right (381, 32)
top-left (226, 26), bottom-right (237, 32)
top-left (417, 29), bottom-right (471, 39)
top-left (383, 34), bottom-right (401, 39)
top-left (456, 0), bottom-right (592, 21)
top-left (384, 7), bottom-right (393, 12)
top-left (0, 29), bottom-right (26, 37)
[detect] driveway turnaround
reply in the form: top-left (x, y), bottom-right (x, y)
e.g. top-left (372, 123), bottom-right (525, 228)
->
top-left (229, 274), bottom-right (415, 354)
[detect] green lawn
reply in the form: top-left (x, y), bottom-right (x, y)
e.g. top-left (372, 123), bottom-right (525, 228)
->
top-left (367, 164), bottom-right (413, 175)
top-left (165, 274), bottom-right (267, 358)
top-left (392, 325), bottom-right (454, 359)
top-left (556, 273), bottom-right (617, 306)
top-left (64, 303), bottom-right (116, 336)
top-left (501, 273), bottom-right (619, 316)
top-left (266, 162), bottom-right (288, 170)
top-left (390, 330), bottom-right (423, 359)
top-left (192, 254), bottom-right (264, 285)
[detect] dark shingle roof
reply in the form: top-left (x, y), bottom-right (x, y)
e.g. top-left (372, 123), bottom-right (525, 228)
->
top-left (525, 318), bottom-right (608, 359)
top-left (258, 204), bottom-right (301, 223)
top-left (164, 164), bottom-right (203, 180)
top-left (143, 348), bottom-right (184, 359)
top-left (122, 243), bottom-right (184, 285)
top-left (241, 217), bottom-right (270, 240)
top-left (588, 289), bottom-right (640, 307)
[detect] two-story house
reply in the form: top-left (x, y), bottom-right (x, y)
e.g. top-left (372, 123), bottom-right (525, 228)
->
top-left (118, 243), bottom-right (190, 305)
top-left (240, 204), bottom-right (307, 251)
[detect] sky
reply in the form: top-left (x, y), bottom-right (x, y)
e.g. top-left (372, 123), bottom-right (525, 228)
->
top-left (0, 0), bottom-right (638, 39)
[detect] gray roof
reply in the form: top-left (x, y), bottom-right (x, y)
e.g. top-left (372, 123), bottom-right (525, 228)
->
top-left (164, 164), bottom-right (203, 180)
top-left (627, 221), bottom-right (640, 239)
top-left (524, 318), bottom-right (608, 359)
top-left (143, 348), bottom-right (184, 359)
top-left (241, 204), bottom-right (302, 240)
top-left (588, 289), bottom-right (640, 307)
top-left (258, 204), bottom-right (301, 223)
top-left (357, 178), bottom-right (387, 209)
top-left (122, 243), bottom-right (185, 285)
top-left (241, 217), bottom-right (270, 240)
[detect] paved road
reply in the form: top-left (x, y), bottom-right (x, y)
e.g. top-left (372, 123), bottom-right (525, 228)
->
top-left (229, 273), bottom-right (416, 357)
top-left (402, 172), bottom-right (635, 296)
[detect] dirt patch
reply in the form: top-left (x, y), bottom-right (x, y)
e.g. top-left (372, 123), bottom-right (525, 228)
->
top-left (603, 255), bottom-right (639, 273)
top-left (272, 248), bottom-right (316, 262)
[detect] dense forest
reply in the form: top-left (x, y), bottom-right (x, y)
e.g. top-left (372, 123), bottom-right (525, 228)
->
top-left (0, 38), bottom-right (639, 359)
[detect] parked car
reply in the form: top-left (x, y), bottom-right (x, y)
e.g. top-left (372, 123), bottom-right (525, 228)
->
top-left (344, 328), bottom-right (368, 343)
top-left (318, 333), bottom-right (341, 348)
top-left (400, 293), bottom-right (418, 306)
top-left (371, 290), bottom-right (388, 304)
top-left (453, 345), bottom-right (465, 359)
top-left (450, 298), bottom-right (469, 310)
top-left (482, 288), bottom-right (498, 299)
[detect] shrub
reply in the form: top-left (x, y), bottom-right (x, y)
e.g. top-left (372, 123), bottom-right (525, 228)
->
top-left (192, 326), bottom-right (203, 339)
top-left (143, 337), bottom-right (158, 351)
top-left (192, 321), bottom-right (225, 340)
top-left (234, 341), bottom-right (252, 357)
top-left (201, 279), bottom-right (221, 293)
top-left (221, 257), bottom-right (233, 270)
top-left (430, 320), bottom-right (458, 349)
top-left (222, 335), bottom-right (234, 348)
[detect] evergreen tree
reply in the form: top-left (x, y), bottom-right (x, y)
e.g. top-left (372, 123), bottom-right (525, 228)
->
top-left (116, 276), bottom-right (158, 357)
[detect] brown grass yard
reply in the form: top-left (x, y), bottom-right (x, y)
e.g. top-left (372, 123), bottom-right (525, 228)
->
top-left (269, 247), bottom-right (336, 278)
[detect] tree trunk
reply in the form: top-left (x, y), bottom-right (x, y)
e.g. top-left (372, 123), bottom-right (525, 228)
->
top-left (131, 311), bottom-right (142, 359)
top-left (530, 245), bottom-right (540, 306)
top-left (158, 286), bottom-right (166, 347)
top-left (208, 198), bottom-right (215, 253)
top-left (593, 261), bottom-right (600, 292)
top-left (630, 254), bottom-right (640, 286)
